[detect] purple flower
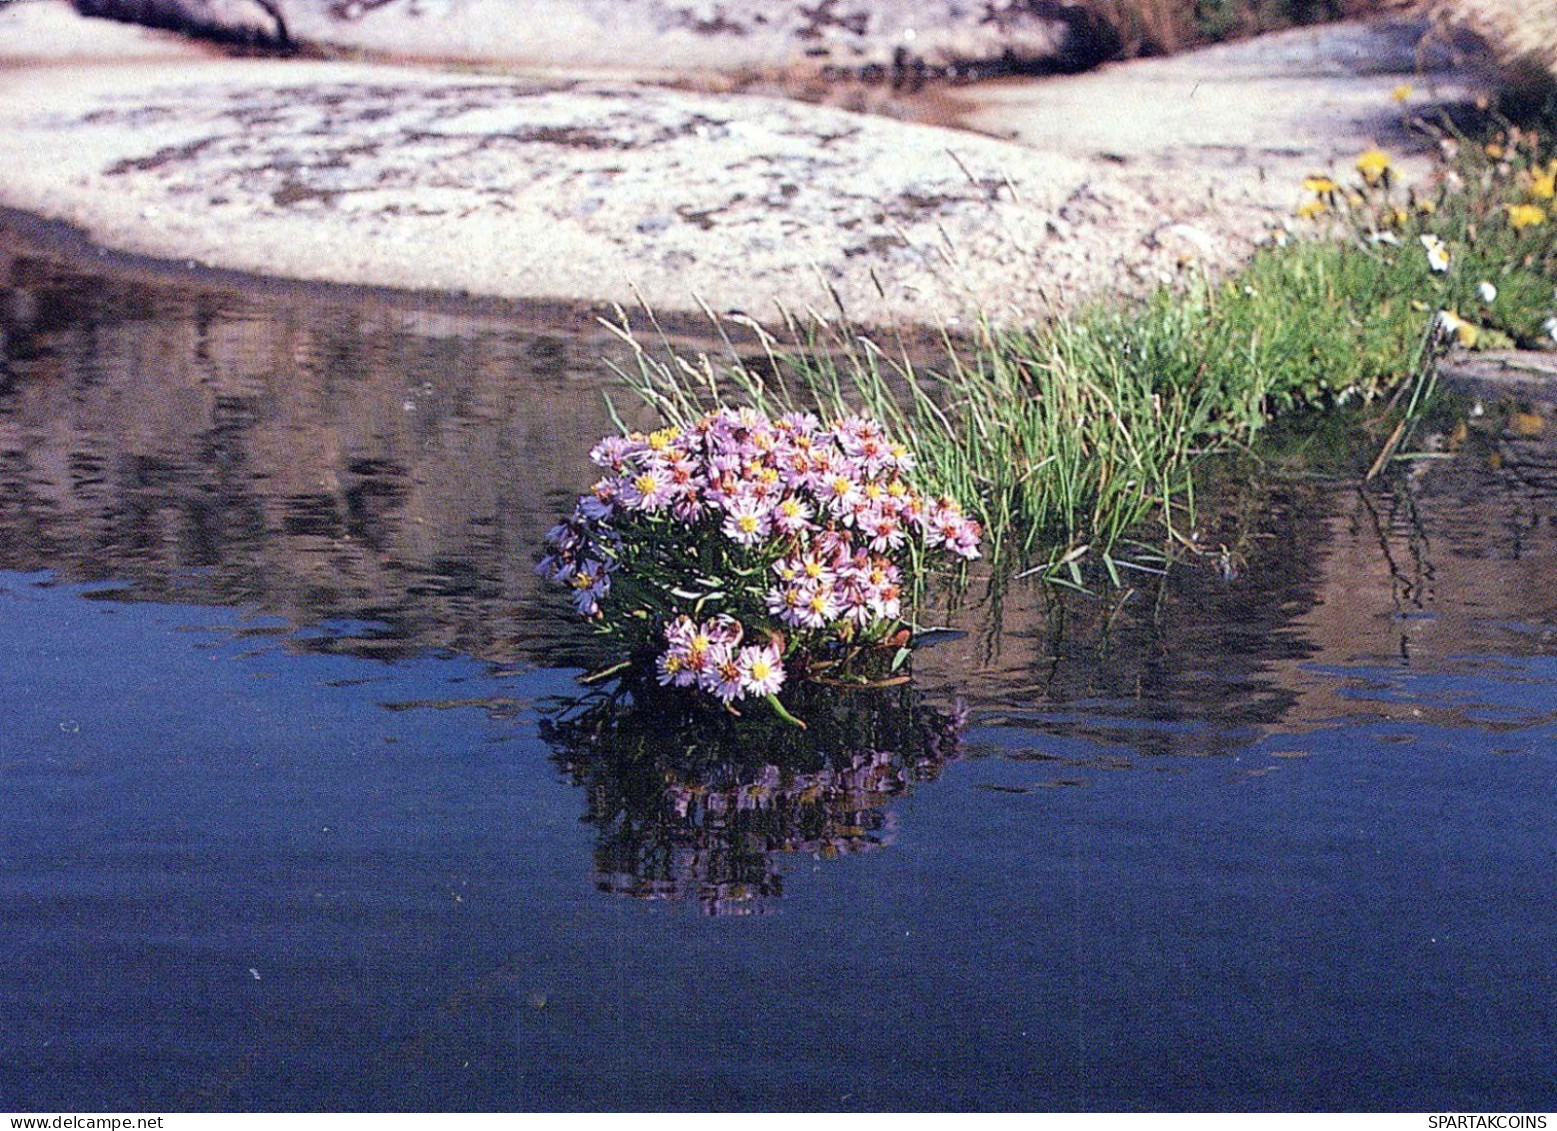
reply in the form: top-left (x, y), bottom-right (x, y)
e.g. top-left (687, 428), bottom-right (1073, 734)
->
top-left (621, 467), bottom-right (675, 512)
top-left (698, 643), bottom-right (743, 702)
top-left (766, 584), bottom-right (809, 627)
top-left (546, 406), bottom-right (982, 713)
top-left (721, 495), bottom-right (772, 545)
top-left (772, 494), bottom-right (816, 535)
top-left (795, 584), bottom-right (841, 630)
top-left (589, 435), bottom-right (637, 470)
top-left (737, 644), bottom-right (785, 697)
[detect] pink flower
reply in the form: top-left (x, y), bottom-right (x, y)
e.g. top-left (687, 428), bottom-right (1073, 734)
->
top-left (771, 494), bottom-right (816, 535)
top-left (588, 435), bottom-right (637, 470)
top-left (868, 582), bottom-right (902, 621)
top-left (773, 553), bottom-right (835, 588)
top-left (671, 496), bottom-right (707, 524)
top-left (930, 509), bottom-right (983, 559)
top-left (721, 495), bottom-right (772, 545)
top-left (949, 521), bottom-right (982, 560)
top-left (865, 511), bottom-right (906, 553)
top-left (663, 614), bottom-right (697, 649)
top-left (818, 471), bottom-right (863, 517)
top-left (737, 644), bottom-right (786, 697)
top-left (568, 560), bottom-right (609, 616)
top-left (621, 467), bottom-right (675, 512)
top-left (852, 433), bottom-right (894, 477)
top-left (835, 580), bottom-right (875, 627)
top-left (698, 643), bottom-right (743, 702)
top-left (656, 648), bottom-right (695, 688)
top-left (776, 410), bottom-right (821, 435)
top-left (662, 454), bottom-right (703, 494)
top-left (664, 617), bottom-right (719, 683)
top-left (813, 527), bottom-right (854, 562)
top-left (577, 478), bottom-right (617, 521)
top-left (795, 584), bottom-right (841, 630)
top-left (766, 584), bottom-right (809, 626)
top-left (703, 614), bottom-right (744, 646)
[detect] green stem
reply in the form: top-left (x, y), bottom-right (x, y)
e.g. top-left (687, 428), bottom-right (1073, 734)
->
top-left (579, 659), bottom-right (633, 685)
top-left (765, 693), bottom-right (808, 729)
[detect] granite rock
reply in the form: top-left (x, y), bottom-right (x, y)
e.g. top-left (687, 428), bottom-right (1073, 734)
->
top-left (67, 0), bottom-right (1117, 73)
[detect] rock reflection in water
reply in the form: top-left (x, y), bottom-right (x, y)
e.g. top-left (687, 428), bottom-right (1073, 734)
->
top-left (541, 683), bottom-right (964, 915)
top-left (0, 227), bottom-right (652, 663)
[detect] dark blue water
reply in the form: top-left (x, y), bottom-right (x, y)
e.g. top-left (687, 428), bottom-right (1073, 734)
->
top-left (2, 228), bottom-right (1555, 1111)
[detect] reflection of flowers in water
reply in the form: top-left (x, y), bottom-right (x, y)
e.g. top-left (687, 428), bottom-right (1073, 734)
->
top-left (541, 683), bottom-right (964, 916)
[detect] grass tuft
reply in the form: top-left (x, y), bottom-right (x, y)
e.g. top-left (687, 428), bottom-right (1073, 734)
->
top-left (602, 112), bottom-right (1557, 587)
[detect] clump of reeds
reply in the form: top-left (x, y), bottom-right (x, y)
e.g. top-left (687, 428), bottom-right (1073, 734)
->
top-left (600, 115), bottom-right (1557, 588)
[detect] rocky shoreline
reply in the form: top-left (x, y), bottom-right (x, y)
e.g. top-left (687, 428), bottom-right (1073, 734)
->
top-left (0, 0), bottom-right (1501, 327)
top-left (61, 0), bottom-right (1121, 74)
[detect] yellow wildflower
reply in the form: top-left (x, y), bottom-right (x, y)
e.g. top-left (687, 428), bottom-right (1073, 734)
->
top-left (1296, 198), bottom-right (1327, 220)
top-left (1391, 83), bottom-right (1413, 103)
top-left (1486, 142), bottom-right (1505, 159)
top-left (1302, 175), bottom-right (1338, 196)
top-left (645, 426), bottom-right (681, 453)
top-left (1529, 170), bottom-right (1555, 200)
top-left (1356, 148), bottom-right (1392, 187)
top-left (1436, 310), bottom-right (1479, 348)
top-left (1507, 204), bottom-right (1548, 231)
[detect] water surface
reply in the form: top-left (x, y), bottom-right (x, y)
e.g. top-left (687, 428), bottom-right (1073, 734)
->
top-left (2, 227), bottom-right (1555, 1111)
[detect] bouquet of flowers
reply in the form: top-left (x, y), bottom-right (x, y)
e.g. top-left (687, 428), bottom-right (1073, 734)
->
top-left (538, 406), bottom-right (980, 723)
